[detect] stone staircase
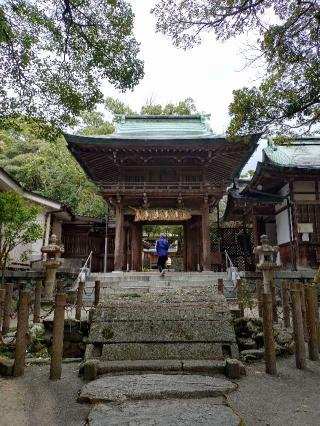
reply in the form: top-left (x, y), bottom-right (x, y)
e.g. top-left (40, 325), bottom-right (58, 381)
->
top-left (83, 272), bottom-right (238, 373)
top-left (83, 271), bottom-right (236, 303)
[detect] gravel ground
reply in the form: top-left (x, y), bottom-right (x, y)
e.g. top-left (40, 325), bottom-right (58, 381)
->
top-left (0, 363), bottom-right (89, 426)
top-left (228, 356), bottom-right (320, 426)
top-left (1, 356), bottom-right (320, 426)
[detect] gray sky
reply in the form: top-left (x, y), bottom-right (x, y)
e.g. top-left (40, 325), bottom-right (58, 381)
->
top-left (102, 0), bottom-right (265, 171)
top-left (102, 1), bottom-right (262, 133)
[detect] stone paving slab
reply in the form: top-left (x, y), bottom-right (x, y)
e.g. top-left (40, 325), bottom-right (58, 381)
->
top-left (97, 288), bottom-right (225, 305)
top-left (98, 342), bottom-right (238, 361)
top-left (93, 302), bottom-right (229, 322)
top-left (79, 374), bottom-right (237, 403)
top-left (88, 320), bottom-right (236, 343)
top-left (97, 360), bottom-right (183, 374)
top-left (87, 399), bottom-right (239, 426)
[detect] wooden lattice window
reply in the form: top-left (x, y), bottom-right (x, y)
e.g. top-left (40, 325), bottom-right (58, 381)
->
top-left (295, 204), bottom-right (320, 243)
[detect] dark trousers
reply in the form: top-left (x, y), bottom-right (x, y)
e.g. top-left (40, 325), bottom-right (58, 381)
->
top-left (157, 256), bottom-right (167, 272)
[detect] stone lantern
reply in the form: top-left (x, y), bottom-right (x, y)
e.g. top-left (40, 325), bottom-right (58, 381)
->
top-left (254, 234), bottom-right (279, 293)
top-left (41, 234), bottom-right (64, 300)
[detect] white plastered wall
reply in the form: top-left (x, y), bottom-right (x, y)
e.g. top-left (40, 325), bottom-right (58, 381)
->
top-left (10, 210), bottom-right (47, 264)
top-left (275, 184), bottom-right (291, 245)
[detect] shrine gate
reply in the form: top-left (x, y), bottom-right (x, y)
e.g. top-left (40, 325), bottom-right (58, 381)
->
top-left (66, 115), bottom-right (260, 271)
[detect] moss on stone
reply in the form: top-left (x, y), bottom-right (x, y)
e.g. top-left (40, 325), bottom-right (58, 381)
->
top-left (102, 326), bottom-right (114, 340)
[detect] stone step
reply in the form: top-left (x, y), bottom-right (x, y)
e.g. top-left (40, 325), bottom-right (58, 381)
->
top-left (84, 287), bottom-right (223, 303)
top-left (85, 288), bottom-right (238, 362)
top-left (83, 359), bottom-right (227, 376)
top-left (85, 341), bottom-right (238, 361)
top-left (79, 374), bottom-right (237, 403)
top-left (87, 399), bottom-right (239, 426)
top-left (88, 319), bottom-right (236, 344)
top-left (86, 278), bottom-right (222, 285)
top-left (90, 272), bottom-right (226, 277)
top-left (91, 302), bottom-right (230, 322)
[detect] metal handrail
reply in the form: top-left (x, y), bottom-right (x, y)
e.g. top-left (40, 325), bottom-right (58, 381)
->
top-left (70, 251), bottom-right (93, 291)
top-left (225, 250), bottom-right (240, 289)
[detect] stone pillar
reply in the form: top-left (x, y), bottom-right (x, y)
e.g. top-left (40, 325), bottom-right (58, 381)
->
top-left (44, 267), bottom-right (58, 300)
top-left (201, 202), bottom-right (211, 271)
top-left (131, 222), bottom-right (142, 271)
top-left (114, 205), bottom-right (125, 271)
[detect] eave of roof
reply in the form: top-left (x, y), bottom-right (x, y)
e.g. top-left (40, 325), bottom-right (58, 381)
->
top-left (0, 167), bottom-right (73, 217)
top-left (223, 186), bottom-right (282, 221)
top-left (229, 187), bottom-right (284, 203)
top-left (65, 133), bottom-right (260, 145)
top-left (65, 132), bottom-right (261, 186)
top-left (264, 138), bottom-right (320, 169)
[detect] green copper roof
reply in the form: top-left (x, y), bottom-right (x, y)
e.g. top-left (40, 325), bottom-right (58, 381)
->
top-left (108, 114), bottom-right (215, 139)
top-left (264, 138), bottom-right (320, 169)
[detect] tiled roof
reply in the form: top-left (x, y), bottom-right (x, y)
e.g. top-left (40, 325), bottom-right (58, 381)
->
top-left (105, 114), bottom-right (215, 139)
top-left (264, 138), bottom-right (320, 169)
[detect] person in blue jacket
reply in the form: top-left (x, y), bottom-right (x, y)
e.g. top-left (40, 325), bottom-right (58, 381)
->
top-left (155, 233), bottom-right (170, 276)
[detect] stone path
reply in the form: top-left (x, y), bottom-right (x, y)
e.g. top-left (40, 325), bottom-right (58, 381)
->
top-left (87, 399), bottom-right (239, 426)
top-left (79, 374), bottom-right (237, 403)
top-left (80, 373), bottom-right (240, 425)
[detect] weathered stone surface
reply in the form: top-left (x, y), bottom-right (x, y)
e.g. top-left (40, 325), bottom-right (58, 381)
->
top-left (94, 302), bottom-right (230, 322)
top-left (87, 360), bottom-right (229, 375)
top-left (182, 360), bottom-right (226, 374)
top-left (0, 356), bottom-right (14, 376)
top-left (100, 342), bottom-right (226, 361)
top-left (225, 358), bottom-right (241, 379)
top-left (84, 360), bottom-right (99, 381)
top-left (238, 360), bottom-right (247, 376)
top-left (237, 337), bottom-right (257, 351)
top-left (88, 320), bottom-right (236, 344)
top-left (87, 399), bottom-right (239, 426)
top-left (240, 348), bottom-right (265, 361)
top-left (86, 287), bottom-right (237, 363)
top-left (79, 374), bottom-right (237, 403)
top-left (98, 360), bottom-right (183, 374)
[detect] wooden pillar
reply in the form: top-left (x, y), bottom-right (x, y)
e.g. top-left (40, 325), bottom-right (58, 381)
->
top-left (50, 292), bottom-right (66, 380)
top-left (305, 286), bottom-right (319, 361)
top-left (256, 279), bottom-right (263, 318)
top-left (291, 283), bottom-right (307, 369)
top-left (242, 215), bottom-right (249, 271)
top-left (237, 278), bottom-right (244, 317)
top-left (252, 214), bottom-right (260, 247)
top-left (270, 279), bottom-right (278, 323)
top-left (185, 220), bottom-right (194, 271)
top-left (201, 202), bottom-right (211, 271)
top-left (13, 290), bottom-right (30, 377)
top-left (33, 280), bottom-right (42, 324)
top-left (114, 205), bottom-right (125, 271)
top-left (217, 278), bottom-right (224, 294)
top-left (183, 223), bottom-right (188, 271)
top-left (296, 282), bottom-right (308, 341)
top-left (75, 281), bottom-right (84, 321)
top-left (131, 222), bottom-right (142, 271)
top-left (94, 280), bottom-right (100, 307)
top-left (2, 282), bottom-right (14, 335)
top-left (281, 281), bottom-right (291, 328)
top-left (124, 225), bottom-right (131, 271)
top-left (262, 293), bottom-right (277, 375)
